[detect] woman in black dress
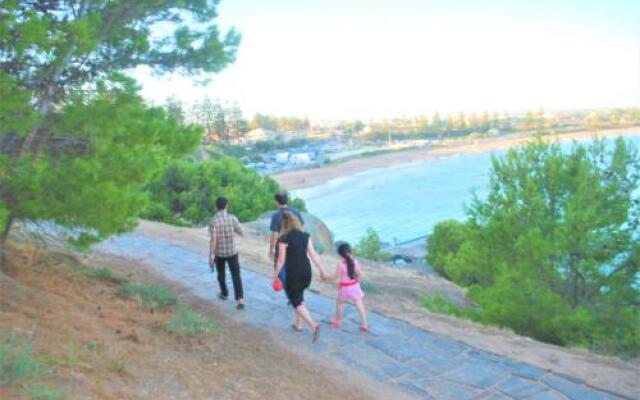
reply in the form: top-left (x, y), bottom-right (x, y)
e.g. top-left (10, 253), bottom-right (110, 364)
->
top-left (274, 212), bottom-right (328, 343)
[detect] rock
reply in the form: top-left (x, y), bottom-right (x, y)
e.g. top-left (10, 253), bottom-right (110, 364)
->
top-left (249, 211), bottom-right (334, 254)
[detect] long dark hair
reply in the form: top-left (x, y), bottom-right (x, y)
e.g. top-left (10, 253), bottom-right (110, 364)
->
top-left (337, 243), bottom-right (356, 279)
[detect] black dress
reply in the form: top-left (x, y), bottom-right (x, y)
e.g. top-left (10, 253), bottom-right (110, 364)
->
top-left (281, 230), bottom-right (312, 308)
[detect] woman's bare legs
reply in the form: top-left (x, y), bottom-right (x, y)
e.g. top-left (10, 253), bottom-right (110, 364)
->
top-left (293, 313), bottom-right (303, 330)
top-left (295, 304), bottom-right (320, 342)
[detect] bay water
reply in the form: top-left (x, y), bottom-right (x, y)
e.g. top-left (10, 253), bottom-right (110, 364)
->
top-left (294, 133), bottom-right (640, 245)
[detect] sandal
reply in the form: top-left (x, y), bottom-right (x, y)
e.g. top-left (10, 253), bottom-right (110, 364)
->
top-left (359, 325), bottom-right (369, 333)
top-left (291, 324), bottom-right (303, 332)
top-left (330, 319), bottom-right (342, 329)
top-left (312, 325), bottom-right (320, 344)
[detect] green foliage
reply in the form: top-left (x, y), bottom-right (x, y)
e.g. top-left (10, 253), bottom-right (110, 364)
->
top-left (20, 384), bottom-right (67, 400)
top-left (427, 138), bottom-right (640, 356)
top-left (1, 1), bottom-right (238, 249)
top-left (142, 158), bottom-right (284, 224)
top-left (166, 306), bottom-right (218, 337)
top-left (3, 80), bottom-right (202, 248)
top-left (249, 113), bottom-right (310, 132)
top-left (289, 197), bottom-right (307, 213)
top-left (421, 294), bottom-right (478, 320)
top-left (85, 267), bottom-right (126, 284)
top-left (117, 283), bottom-right (177, 309)
top-left (251, 137), bottom-right (311, 153)
top-left (354, 228), bottom-right (393, 262)
top-left (0, 334), bottom-right (41, 385)
top-left (425, 220), bottom-right (468, 277)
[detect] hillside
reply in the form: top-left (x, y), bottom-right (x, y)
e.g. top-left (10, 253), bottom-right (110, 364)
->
top-left (0, 243), bottom-right (402, 400)
top-left (134, 219), bottom-right (639, 398)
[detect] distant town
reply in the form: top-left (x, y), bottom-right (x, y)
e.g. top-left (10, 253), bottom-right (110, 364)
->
top-left (165, 98), bottom-right (640, 174)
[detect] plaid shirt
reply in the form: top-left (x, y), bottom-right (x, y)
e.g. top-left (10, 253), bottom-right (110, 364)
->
top-left (209, 211), bottom-right (243, 257)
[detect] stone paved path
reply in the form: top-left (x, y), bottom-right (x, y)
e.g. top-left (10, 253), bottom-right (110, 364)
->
top-left (98, 233), bottom-right (632, 400)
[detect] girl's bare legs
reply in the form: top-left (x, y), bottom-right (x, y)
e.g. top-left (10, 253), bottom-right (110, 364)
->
top-left (333, 299), bottom-right (345, 326)
top-left (354, 299), bottom-right (368, 330)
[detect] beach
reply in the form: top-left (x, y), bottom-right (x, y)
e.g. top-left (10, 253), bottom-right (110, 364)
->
top-left (273, 127), bottom-right (640, 191)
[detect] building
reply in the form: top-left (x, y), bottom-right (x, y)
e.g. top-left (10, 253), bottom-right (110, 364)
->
top-left (290, 152), bottom-right (313, 165)
top-left (245, 128), bottom-right (278, 143)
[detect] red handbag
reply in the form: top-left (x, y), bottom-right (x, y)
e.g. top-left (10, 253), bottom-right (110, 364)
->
top-left (272, 278), bottom-right (283, 292)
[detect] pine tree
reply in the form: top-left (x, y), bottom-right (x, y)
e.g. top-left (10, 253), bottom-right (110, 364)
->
top-left (428, 138), bottom-right (640, 354)
top-left (0, 1), bottom-right (240, 254)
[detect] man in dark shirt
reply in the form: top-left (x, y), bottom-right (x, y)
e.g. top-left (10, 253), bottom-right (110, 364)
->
top-left (269, 193), bottom-right (304, 263)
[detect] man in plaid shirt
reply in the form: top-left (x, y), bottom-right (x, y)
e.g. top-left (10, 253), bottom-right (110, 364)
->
top-left (209, 197), bottom-right (245, 309)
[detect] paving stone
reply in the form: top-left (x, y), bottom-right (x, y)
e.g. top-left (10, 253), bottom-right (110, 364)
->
top-left (367, 337), bottom-right (433, 362)
top-left (382, 362), bottom-right (413, 378)
top-left (337, 343), bottom-right (396, 382)
top-left (496, 376), bottom-right (548, 399)
top-left (420, 334), bottom-right (470, 359)
top-left (405, 352), bottom-right (464, 376)
top-left (425, 378), bottom-right (482, 400)
top-left (441, 363), bottom-right (506, 389)
top-left (397, 381), bottom-right (434, 399)
top-left (474, 389), bottom-right (511, 400)
top-left (526, 390), bottom-right (570, 400)
top-left (495, 358), bottom-right (547, 380)
top-left (542, 375), bottom-right (620, 400)
top-left (397, 375), bottom-right (438, 392)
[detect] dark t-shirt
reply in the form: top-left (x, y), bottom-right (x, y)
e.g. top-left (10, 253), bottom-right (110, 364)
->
top-left (270, 206), bottom-right (304, 233)
top-left (280, 230), bottom-right (311, 284)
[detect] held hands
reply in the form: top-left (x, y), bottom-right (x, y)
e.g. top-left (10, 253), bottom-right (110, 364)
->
top-left (318, 268), bottom-right (329, 282)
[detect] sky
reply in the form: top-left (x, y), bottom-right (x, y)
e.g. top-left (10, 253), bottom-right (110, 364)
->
top-left (131, 0), bottom-right (640, 121)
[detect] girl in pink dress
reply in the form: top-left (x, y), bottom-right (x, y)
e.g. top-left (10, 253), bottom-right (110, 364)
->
top-left (329, 243), bottom-right (368, 332)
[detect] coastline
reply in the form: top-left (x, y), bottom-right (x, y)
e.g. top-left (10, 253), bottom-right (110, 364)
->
top-left (273, 127), bottom-right (640, 191)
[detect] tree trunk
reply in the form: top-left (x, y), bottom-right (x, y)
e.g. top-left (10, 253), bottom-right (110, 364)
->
top-left (0, 213), bottom-right (14, 268)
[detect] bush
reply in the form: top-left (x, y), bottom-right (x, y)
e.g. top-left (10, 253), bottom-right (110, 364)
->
top-left (289, 197), bottom-right (307, 212)
top-left (20, 384), bottom-right (67, 400)
top-left (428, 138), bottom-right (640, 357)
top-left (166, 306), bottom-right (218, 336)
top-left (85, 267), bottom-right (126, 284)
top-left (117, 283), bottom-right (177, 309)
top-left (354, 228), bottom-right (393, 262)
top-left (0, 334), bottom-right (41, 385)
top-left (421, 294), bottom-right (478, 320)
top-left (425, 220), bottom-right (468, 277)
top-left (141, 158), bottom-right (306, 225)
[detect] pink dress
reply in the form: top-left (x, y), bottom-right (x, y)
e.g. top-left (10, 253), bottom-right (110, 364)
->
top-left (337, 260), bottom-right (364, 301)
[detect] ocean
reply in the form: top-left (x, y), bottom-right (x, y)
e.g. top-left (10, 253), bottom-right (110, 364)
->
top-left (294, 133), bottom-right (640, 245)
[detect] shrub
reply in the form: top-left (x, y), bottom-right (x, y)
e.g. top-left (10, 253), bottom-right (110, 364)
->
top-left (85, 267), bottom-right (126, 284)
top-left (0, 334), bottom-right (41, 385)
top-left (425, 220), bottom-right (468, 277)
top-left (117, 283), bottom-right (177, 309)
top-left (166, 306), bottom-right (218, 337)
top-left (354, 228), bottom-right (393, 262)
top-left (141, 158), bottom-right (306, 225)
top-left (428, 138), bottom-right (640, 356)
top-left (421, 294), bottom-right (478, 320)
top-left (20, 384), bottom-right (67, 400)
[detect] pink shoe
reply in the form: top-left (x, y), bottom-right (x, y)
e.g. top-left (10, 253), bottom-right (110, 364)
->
top-left (330, 319), bottom-right (342, 329)
top-left (359, 325), bottom-right (369, 333)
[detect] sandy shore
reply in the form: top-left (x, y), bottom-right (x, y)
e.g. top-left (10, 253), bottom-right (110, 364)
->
top-left (273, 127), bottom-right (640, 191)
